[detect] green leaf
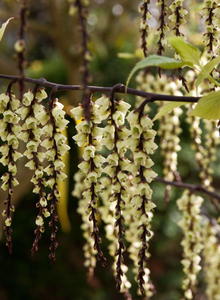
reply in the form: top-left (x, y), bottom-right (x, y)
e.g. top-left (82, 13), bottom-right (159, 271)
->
top-left (190, 91), bottom-right (220, 120)
top-left (153, 102), bottom-right (190, 120)
top-left (0, 18), bottom-right (13, 42)
top-left (195, 56), bottom-right (220, 88)
top-left (126, 55), bottom-right (186, 87)
top-left (169, 37), bottom-right (201, 67)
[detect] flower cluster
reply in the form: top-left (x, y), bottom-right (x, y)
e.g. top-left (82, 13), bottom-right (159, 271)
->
top-left (0, 86), bottom-right (70, 257)
top-left (125, 109), bottom-right (157, 297)
top-left (157, 0), bottom-right (167, 55)
top-left (137, 73), bottom-right (183, 199)
top-left (186, 70), bottom-right (219, 191)
top-left (177, 191), bottom-right (203, 299)
top-left (139, 0), bottom-right (151, 57)
top-left (187, 111), bottom-right (208, 178)
top-left (17, 89), bottom-right (52, 253)
top-left (203, 0), bottom-right (219, 58)
top-left (99, 96), bottom-right (132, 295)
top-left (202, 120), bottom-right (219, 189)
top-left (42, 98), bottom-right (70, 260)
top-left (202, 217), bottom-right (220, 299)
top-left (72, 98), bottom-right (107, 276)
top-left (0, 91), bottom-right (21, 252)
top-left (72, 93), bottom-right (158, 298)
top-left (168, 0), bottom-right (188, 36)
top-left (159, 104), bottom-right (182, 199)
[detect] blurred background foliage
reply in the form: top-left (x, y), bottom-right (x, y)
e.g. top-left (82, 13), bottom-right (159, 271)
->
top-left (0, 0), bottom-right (219, 299)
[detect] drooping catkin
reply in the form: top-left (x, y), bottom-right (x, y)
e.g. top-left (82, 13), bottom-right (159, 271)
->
top-left (157, 0), bottom-right (167, 55)
top-left (42, 98), bottom-right (70, 261)
top-left (17, 88), bottom-right (51, 253)
top-left (185, 70), bottom-right (219, 191)
top-left (0, 91), bottom-right (21, 252)
top-left (136, 73), bottom-right (183, 198)
top-left (177, 191), bottom-right (203, 299)
top-left (72, 97), bottom-right (108, 275)
top-left (100, 96), bottom-right (132, 294)
top-left (202, 217), bottom-right (220, 300)
top-left (168, 0), bottom-right (188, 36)
top-left (139, 0), bottom-right (151, 57)
top-left (72, 95), bottom-right (133, 295)
top-left (125, 108), bottom-right (157, 297)
top-left (203, 0), bottom-right (219, 59)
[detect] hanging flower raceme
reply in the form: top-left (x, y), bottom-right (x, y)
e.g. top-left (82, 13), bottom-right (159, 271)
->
top-left (203, 0), bottom-right (219, 58)
top-left (157, 0), bottom-right (167, 55)
top-left (202, 0), bottom-right (220, 186)
top-left (125, 108), bottom-right (157, 298)
top-left (185, 70), bottom-right (219, 191)
top-left (99, 96), bottom-right (132, 295)
top-left (73, 94), bottom-right (132, 295)
top-left (72, 116), bottom-right (97, 277)
top-left (0, 90), bottom-right (22, 252)
top-left (159, 105), bottom-right (182, 197)
top-left (177, 191), bottom-right (203, 300)
top-left (136, 74), bottom-right (183, 199)
top-left (139, 0), bottom-right (151, 57)
top-left (168, 0), bottom-right (188, 36)
top-left (187, 112), bottom-right (207, 178)
top-left (202, 120), bottom-right (219, 189)
top-left (72, 97), bottom-right (107, 276)
top-left (202, 217), bottom-right (220, 299)
top-left (149, 74), bottom-right (183, 197)
top-left (17, 88), bottom-right (52, 253)
top-left (41, 98), bottom-right (69, 261)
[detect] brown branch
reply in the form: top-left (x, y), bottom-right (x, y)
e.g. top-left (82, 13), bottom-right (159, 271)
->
top-left (0, 74), bottom-right (200, 103)
top-left (155, 177), bottom-right (220, 211)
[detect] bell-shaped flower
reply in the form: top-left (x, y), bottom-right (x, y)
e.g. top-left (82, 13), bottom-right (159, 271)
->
top-left (23, 91), bottom-right (34, 106)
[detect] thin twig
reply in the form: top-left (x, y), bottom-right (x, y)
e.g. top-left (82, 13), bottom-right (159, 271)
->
top-left (155, 177), bottom-right (220, 211)
top-left (0, 74), bottom-right (200, 103)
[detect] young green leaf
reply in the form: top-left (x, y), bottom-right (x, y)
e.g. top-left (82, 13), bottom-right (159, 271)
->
top-left (153, 102), bottom-right (190, 120)
top-left (126, 55), bottom-right (186, 87)
top-left (0, 18), bottom-right (14, 42)
top-left (195, 56), bottom-right (220, 88)
top-left (169, 37), bottom-right (201, 67)
top-left (190, 91), bottom-right (220, 120)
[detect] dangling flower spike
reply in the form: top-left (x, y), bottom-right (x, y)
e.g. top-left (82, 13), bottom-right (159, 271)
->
top-left (169, 0), bottom-right (188, 36)
top-left (102, 92), bottom-right (131, 295)
top-left (125, 106), bottom-right (157, 298)
top-left (203, 0), bottom-right (218, 59)
top-left (157, 0), bottom-right (167, 55)
top-left (72, 97), bottom-right (107, 276)
top-left (17, 87), bottom-right (51, 253)
top-left (202, 217), bottom-right (220, 299)
top-left (0, 83), bottom-right (22, 253)
top-left (41, 96), bottom-right (70, 261)
top-left (139, 0), bottom-right (151, 57)
top-left (177, 191), bottom-right (203, 299)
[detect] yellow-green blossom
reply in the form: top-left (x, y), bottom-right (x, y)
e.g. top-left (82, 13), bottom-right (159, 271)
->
top-left (177, 191), bottom-right (203, 299)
